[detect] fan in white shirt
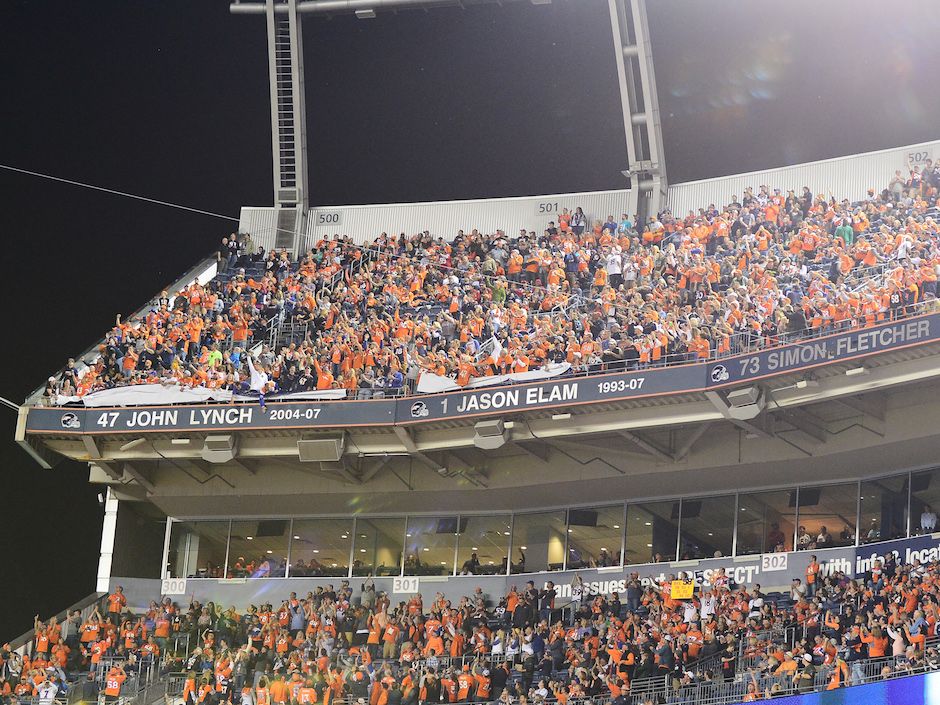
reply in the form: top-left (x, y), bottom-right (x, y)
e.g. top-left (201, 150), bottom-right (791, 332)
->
top-left (700, 593), bottom-right (718, 619)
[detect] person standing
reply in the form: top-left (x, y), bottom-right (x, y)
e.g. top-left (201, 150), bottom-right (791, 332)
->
top-left (538, 582), bottom-right (556, 624)
top-left (806, 555), bottom-right (820, 598)
top-left (921, 505), bottom-right (937, 534)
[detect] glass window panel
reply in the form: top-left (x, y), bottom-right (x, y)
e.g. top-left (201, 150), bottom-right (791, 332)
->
top-left (911, 469), bottom-right (940, 535)
top-left (167, 521), bottom-right (228, 578)
top-left (859, 476), bottom-right (908, 544)
top-left (736, 490), bottom-right (796, 555)
top-left (354, 518), bottom-right (404, 577)
top-left (228, 520), bottom-right (289, 577)
top-left (404, 517), bottom-right (458, 576)
top-left (456, 515), bottom-right (511, 575)
top-left (566, 506), bottom-right (624, 568)
top-left (625, 502), bottom-right (678, 564)
top-left (510, 511), bottom-right (567, 573)
top-left (290, 518), bottom-right (353, 577)
top-left (679, 496), bottom-right (735, 560)
top-left (796, 483), bottom-right (857, 550)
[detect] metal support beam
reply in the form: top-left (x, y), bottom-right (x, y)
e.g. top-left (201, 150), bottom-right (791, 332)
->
top-left (608, 0), bottom-right (667, 223)
top-left (82, 436), bottom-right (102, 460)
top-left (122, 462), bottom-right (156, 494)
top-left (838, 394), bottom-right (886, 422)
top-left (673, 422), bottom-right (712, 462)
top-left (320, 459), bottom-right (361, 484)
top-left (92, 461), bottom-right (123, 483)
top-left (705, 390), bottom-right (774, 439)
top-left (448, 448), bottom-right (482, 470)
top-left (175, 458), bottom-right (212, 479)
top-left (393, 426), bottom-right (418, 452)
top-left (511, 440), bottom-right (550, 464)
top-left (616, 429), bottom-right (673, 462)
top-left (392, 427), bottom-right (443, 471)
top-left (265, 0), bottom-right (309, 252)
top-left (238, 0), bottom-right (660, 230)
top-left (360, 455), bottom-right (391, 483)
top-left (779, 409), bottom-right (828, 443)
top-left (226, 458), bottom-right (258, 475)
top-left (233, 0), bottom-right (536, 16)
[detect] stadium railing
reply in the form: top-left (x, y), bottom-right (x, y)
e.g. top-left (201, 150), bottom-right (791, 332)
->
top-left (24, 253), bottom-right (221, 407)
top-left (161, 654), bottom-right (940, 705)
top-left (9, 590), bottom-right (107, 656)
top-left (35, 298), bottom-right (940, 409)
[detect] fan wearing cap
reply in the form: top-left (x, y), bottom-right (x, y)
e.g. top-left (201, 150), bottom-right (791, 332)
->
top-left (794, 653), bottom-right (816, 693)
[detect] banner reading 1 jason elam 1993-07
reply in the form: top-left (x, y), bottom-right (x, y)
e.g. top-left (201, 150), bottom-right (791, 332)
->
top-left (22, 313), bottom-right (940, 435)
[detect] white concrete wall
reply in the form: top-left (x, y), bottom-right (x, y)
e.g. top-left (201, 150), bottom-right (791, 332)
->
top-left (304, 188), bottom-right (634, 248)
top-left (666, 139), bottom-right (939, 216)
top-left (242, 190), bottom-right (635, 252)
top-left (237, 207), bottom-right (280, 252)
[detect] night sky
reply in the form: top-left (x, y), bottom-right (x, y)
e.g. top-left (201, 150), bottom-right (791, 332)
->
top-left (2, 0), bottom-right (938, 640)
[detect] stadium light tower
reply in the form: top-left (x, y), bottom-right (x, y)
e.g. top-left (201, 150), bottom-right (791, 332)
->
top-left (231, 0), bottom-right (667, 229)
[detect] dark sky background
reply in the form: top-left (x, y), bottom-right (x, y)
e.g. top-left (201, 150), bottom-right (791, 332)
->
top-left (1, 0), bottom-right (938, 640)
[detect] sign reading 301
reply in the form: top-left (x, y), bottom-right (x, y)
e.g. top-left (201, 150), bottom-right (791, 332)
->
top-left (392, 577), bottom-right (420, 594)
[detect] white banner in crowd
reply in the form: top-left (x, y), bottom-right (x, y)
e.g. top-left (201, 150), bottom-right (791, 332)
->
top-left (57, 384), bottom-right (234, 407)
top-left (233, 389), bottom-right (347, 402)
top-left (56, 384), bottom-right (349, 407)
top-left (416, 362), bottom-right (572, 394)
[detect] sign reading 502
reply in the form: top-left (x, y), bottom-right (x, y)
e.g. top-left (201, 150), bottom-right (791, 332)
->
top-left (907, 150), bottom-right (933, 167)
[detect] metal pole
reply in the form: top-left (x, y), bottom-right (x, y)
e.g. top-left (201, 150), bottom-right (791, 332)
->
top-left (264, 0), bottom-right (282, 204)
top-left (223, 519), bottom-right (233, 579)
top-left (288, 0), bottom-right (309, 211)
top-left (348, 516), bottom-right (357, 579)
top-left (563, 509), bottom-right (571, 571)
top-left (907, 471), bottom-right (913, 538)
top-left (855, 481), bottom-right (862, 547)
top-left (506, 514), bottom-right (514, 577)
top-left (161, 518), bottom-right (174, 579)
top-left (286, 518), bottom-right (294, 578)
top-left (674, 499), bottom-right (682, 562)
top-left (607, 0), bottom-right (668, 223)
top-left (794, 488), bottom-right (801, 553)
top-left (452, 516), bottom-right (460, 576)
top-left (619, 503), bottom-right (627, 568)
top-left (731, 493), bottom-right (739, 557)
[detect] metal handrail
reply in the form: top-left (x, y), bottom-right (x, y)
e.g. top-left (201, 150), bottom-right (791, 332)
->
top-left (161, 652), bottom-right (940, 705)
top-left (25, 254), bottom-right (219, 406)
top-left (38, 299), bottom-right (939, 409)
top-left (8, 591), bottom-right (107, 654)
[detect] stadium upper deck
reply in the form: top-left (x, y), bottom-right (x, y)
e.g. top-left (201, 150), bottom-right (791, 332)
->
top-left (15, 142), bottom-right (940, 522)
top-left (10, 145), bottom-right (940, 705)
top-left (26, 159), bottom-right (940, 409)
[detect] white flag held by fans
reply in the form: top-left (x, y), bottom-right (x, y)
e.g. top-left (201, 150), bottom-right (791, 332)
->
top-left (489, 336), bottom-right (503, 365)
top-left (246, 356), bottom-right (268, 392)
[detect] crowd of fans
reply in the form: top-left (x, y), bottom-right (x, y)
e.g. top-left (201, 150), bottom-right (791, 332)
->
top-left (8, 551), bottom-right (940, 705)
top-left (42, 164), bottom-right (940, 403)
top-left (0, 586), bottom-right (173, 704)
